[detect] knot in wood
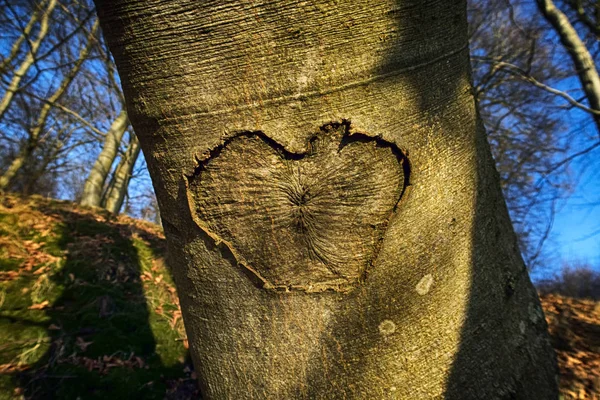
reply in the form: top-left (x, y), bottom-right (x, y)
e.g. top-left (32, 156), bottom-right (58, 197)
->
top-left (286, 179), bottom-right (312, 232)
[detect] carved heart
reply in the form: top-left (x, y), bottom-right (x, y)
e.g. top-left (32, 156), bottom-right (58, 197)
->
top-left (186, 123), bottom-right (406, 292)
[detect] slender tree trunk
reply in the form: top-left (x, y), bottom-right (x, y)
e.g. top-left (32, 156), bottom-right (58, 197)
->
top-left (0, 0), bottom-right (46, 75)
top-left (80, 109), bottom-right (129, 207)
top-left (102, 134), bottom-right (140, 214)
top-left (0, 0), bottom-right (58, 122)
top-left (537, 0), bottom-right (600, 137)
top-left (0, 20), bottom-right (98, 191)
top-left (95, 1), bottom-right (558, 398)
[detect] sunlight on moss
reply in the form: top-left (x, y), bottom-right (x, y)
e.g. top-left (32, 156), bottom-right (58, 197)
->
top-left (0, 195), bottom-right (194, 398)
top-left (17, 332), bottom-right (48, 366)
top-left (133, 237), bottom-right (187, 368)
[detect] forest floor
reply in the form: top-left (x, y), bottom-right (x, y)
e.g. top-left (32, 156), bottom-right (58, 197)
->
top-left (0, 193), bottom-right (598, 399)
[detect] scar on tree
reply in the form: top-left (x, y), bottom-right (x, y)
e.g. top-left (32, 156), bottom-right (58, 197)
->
top-left (185, 121), bottom-right (409, 293)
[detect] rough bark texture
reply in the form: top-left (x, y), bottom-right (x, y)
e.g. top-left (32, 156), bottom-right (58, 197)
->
top-left (95, 0), bottom-right (558, 398)
top-left (187, 123), bottom-right (406, 292)
top-left (80, 109), bottom-right (129, 207)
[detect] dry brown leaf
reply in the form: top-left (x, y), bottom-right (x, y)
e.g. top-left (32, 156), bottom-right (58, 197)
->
top-left (33, 266), bottom-right (47, 275)
top-left (28, 300), bottom-right (49, 310)
top-left (171, 310), bottom-right (181, 329)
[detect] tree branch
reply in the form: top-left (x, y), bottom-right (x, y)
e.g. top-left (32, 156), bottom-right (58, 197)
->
top-left (537, 0), bottom-right (600, 138)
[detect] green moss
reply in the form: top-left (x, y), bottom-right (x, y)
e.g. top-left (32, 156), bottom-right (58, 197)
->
top-left (0, 195), bottom-right (191, 398)
top-left (0, 213), bottom-right (18, 237)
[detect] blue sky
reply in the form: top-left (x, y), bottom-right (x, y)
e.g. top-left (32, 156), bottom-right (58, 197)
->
top-left (550, 148), bottom-right (600, 269)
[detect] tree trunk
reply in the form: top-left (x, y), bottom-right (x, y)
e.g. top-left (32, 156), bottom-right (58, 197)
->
top-left (80, 109), bottom-right (129, 207)
top-left (0, 0), bottom-right (58, 122)
top-left (537, 0), bottom-right (600, 138)
top-left (102, 133), bottom-right (140, 214)
top-left (95, 1), bottom-right (558, 398)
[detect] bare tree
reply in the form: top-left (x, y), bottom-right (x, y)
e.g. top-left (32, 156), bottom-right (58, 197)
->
top-left (468, 0), bottom-right (600, 269)
top-left (0, 0), bottom-right (129, 200)
top-left (102, 132), bottom-right (140, 214)
top-left (537, 0), bottom-right (600, 135)
top-left (0, 0), bottom-right (58, 122)
top-left (79, 109), bottom-right (129, 206)
top-left (0, 19), bottom-right (98, 190)
top-left (0, 0), bottom-right (48, 75)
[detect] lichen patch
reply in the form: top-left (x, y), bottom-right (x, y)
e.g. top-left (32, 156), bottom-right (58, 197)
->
top-left (378, 319), bottom-right (397, 336)
top-left (416, 274), bottom-right (434, 295)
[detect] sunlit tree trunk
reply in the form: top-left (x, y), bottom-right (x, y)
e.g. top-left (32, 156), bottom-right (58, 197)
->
top-left (80, 109), bottom-right (129, 207)
top-left (0, 20), bottom-right (98, 191)
top-left (0, 0), bottom-right (58, 122)
top-left (95, 1), bottom-right (558, 398)
top-left (0, 0), bottom-right (46, 75)
top-left (102, 133), bottom-right (140, 214)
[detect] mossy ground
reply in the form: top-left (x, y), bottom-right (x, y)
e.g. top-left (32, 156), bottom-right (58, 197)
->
top-left (0, 194), bottom-right (198, 399)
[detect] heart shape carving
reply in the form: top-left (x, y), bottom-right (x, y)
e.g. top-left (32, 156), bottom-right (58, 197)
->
top-left (186, 123), bottom-right (406, 292)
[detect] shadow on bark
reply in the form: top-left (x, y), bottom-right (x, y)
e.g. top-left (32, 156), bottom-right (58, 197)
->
top-left (375, 1), bottom-right (558, 398)
top-left (293, 0), bottom-right (558, 397)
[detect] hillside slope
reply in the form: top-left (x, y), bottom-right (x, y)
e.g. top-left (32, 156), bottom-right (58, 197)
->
top-left (542, 295), bottom-right (600, 399)
top-left (0, 194), bottom-right (196, 399)
top-left (0, 194), bottom-right (598, 399)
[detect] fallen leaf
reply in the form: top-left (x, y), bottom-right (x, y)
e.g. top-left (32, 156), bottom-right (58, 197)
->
top-left (171, 310), bottom-right (181, 328)
top-left (29, 300), bottom-right (49, 310)
top-left (33, 266), bottom-right (47, 275)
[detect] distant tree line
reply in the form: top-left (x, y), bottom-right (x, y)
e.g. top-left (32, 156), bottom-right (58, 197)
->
top-left (0, 0), bottom-right (156, 221)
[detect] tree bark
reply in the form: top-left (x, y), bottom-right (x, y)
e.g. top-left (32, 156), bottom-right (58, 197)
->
top-left (80, 109), bottom-right (129, 207)
top-left (95, 1), bottom-right (558, 398)
top-left (102, 133), bottom-right (140, 214)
